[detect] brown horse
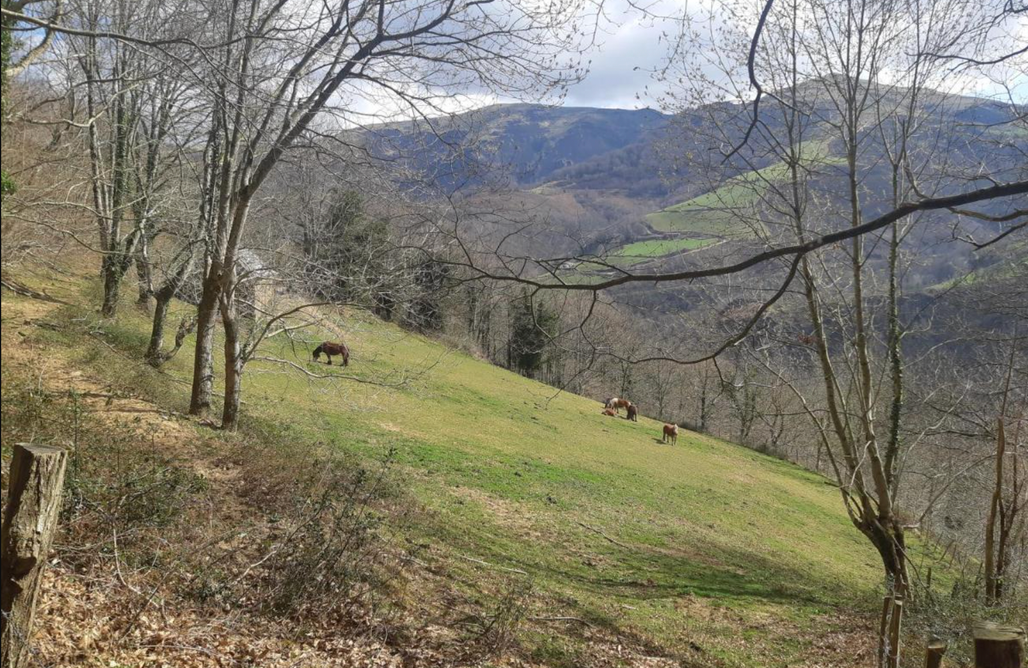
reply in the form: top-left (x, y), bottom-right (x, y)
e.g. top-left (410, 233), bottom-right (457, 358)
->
top-left (605, 397), bottom-right (631, 414)
top-left (313, 341), bottom-right (350, 366)
top-left (626, 403), bottom-right (639, 422)
top-left (662, 423), bottom-right (679, 445)
top-left (602, 407), bottom-right (617, 417)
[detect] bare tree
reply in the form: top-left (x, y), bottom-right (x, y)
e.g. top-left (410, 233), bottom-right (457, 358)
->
top-left (984, 330), bottom-right (1027, 605)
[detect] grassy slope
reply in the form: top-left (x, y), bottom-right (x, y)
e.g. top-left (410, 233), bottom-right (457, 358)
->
top-left (612, 237), bottom-right (718, 259)
top-left (646, 139), bottom-right (838, 238)
top-left (4, 269), bottom-right (890, 667)
top-left (925, 243), bottom-right (1028, 293)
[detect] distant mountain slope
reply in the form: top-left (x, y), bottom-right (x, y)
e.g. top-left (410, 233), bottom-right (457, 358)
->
top-left (349, 91), bottom-right (1025, 292)
top-left (363, 103), bottom-right (670, 188)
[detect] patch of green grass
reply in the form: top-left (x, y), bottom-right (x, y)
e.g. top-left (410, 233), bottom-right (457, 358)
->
top-left (648, 138), bottom-right (839, 238)
top-left (612, 236), bottom-right (718, 259)
top-left (3, 268), bottom-right (894, 667)
top-left (926, 251), bottom-right (1028, 293)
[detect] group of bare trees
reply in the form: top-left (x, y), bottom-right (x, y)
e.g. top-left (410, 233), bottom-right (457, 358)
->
top-left (414, 0), bottom-right (1026, 664)
top-left (2, 0), bottom-right (595, 430)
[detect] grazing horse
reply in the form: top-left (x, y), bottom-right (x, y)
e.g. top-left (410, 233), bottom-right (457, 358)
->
top-left (313, 341), bottom-right (350, 366)
top-left (605, 397), bottom-right (631, 414)
top-left (626, 403), bottom-right (639, 422)
top-left (662, 423), bottom-right (679, 445)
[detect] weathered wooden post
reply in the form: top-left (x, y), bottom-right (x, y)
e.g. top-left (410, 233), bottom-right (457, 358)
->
top-left (925, 637), bottom-right (947, 668)
top-left (974, 622), bottom-right (1025, 668)
top-left (1, 444), bottom-right (68, 668)
top-left (879, 595), bottom-right (894, 667)
top-left (886, 597), bottom-right (904, 668)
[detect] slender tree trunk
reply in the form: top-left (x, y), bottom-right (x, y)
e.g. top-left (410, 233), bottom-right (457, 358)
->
top-left (220, 296), bottom-right (242, 431)
top-left (868, 519), bottom-right (909, 596)
top-left (98, 58), bottom-right (134, 319)
top-left (189, 276), bottom-right (221, 415)
top-left (885, 221), bottom-right (903, 486)
top-left (146, 293), bottom-right (171, 360)
top-left (986, 335), bottom-right (1018, 605)
top-left (986, 417), bottom-right (1007, 605)
top-left (145, 250), bottom-right (195, 364)
top-left (135, 232), bottom-right (154, 310)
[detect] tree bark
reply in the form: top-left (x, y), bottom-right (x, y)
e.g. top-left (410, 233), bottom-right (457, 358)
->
top-left (188, 278), bottom-right (220, 415)
top-left (145, 251), bottom-right (195, 365)
top-left (1, 444), bottom-right (68, 668)
top-left (134, 235), bottom-right (154, 310)
top-left (100, 252), bottom-right (134, 318)
top-left (985, 416), bottom-right (1006, 605)
top-left (220, 296), bottom-right (242, 431)
top-left (146, 292), bottom-right (171, 361)
top-left (986, 333), bottom-right (1018, 605)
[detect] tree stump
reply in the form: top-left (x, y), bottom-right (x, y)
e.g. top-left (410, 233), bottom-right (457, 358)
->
top-left (1, 444), bottom-right (68, 668)
top-left (925, 637), bottom-right (947, 668)
top-left (975, 622), bottom-right (1025, 668)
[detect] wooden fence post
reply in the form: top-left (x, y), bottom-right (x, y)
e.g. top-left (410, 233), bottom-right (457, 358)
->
top-left (879, 595), bottom-right (894, 667)
top-left (887, 598), bottom-right (904, 668)
top-left (925, 637), bottom-right (947, 668)
top-left (974, 622), bottom-right (1025, 668)
top-left (1, 444), bottom-right (68, 668)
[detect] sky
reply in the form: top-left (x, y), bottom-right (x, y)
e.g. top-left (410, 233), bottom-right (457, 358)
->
top-left (559, 14), bottom-right (678, 109)
top-left (389, 1), bottom-right (1027, 117)
top-left (12, 0), bottom-right (1026, 122)
top-left (559, 5), bottom-right (1028, 110)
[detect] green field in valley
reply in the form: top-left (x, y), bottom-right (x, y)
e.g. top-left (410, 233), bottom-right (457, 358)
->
top-left (612, 237), bottom-right (718, 259)
top-left (646, 138), bottom-right (839, 238)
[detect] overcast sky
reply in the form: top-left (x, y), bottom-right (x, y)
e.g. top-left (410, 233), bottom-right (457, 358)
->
top-left (560, 15), bottom-right (676, 109)
top-left (561, 8), bottom-right (1027, 110)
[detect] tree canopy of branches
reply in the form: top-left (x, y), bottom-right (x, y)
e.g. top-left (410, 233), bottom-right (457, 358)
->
top-left (4, 0), bottom-right (593, 430)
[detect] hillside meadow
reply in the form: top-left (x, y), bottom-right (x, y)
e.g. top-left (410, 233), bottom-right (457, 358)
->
top-left (0, 261), bottom-right (947, 667)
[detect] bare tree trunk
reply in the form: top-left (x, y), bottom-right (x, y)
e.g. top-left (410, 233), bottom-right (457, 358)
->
top-left (145, 250), bottom-right (195, 364)
top-left (986, 334), bottom-right (1019, 605)
top-left (100, 254), bottom-right (127, 318)
top-left (98, 54), bottom-right (136, 319)
top-left (146, 292), bottom-right (171, 359)
top-left (189, 275), bottom-right (221, 415)
top-left (986, 417), bottom-right (1007, 605)
top-left (134, 230), bottom-right (154, 310)
top-left (220, 294), bottom-right (242, 432)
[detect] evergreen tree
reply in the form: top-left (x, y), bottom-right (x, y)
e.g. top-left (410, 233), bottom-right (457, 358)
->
top-left (304, 190), bottom-right (388, 305)
top-left (508, 293), bottom-right (559, 377)
top-left (404, 259), bottom-right (448, 332)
